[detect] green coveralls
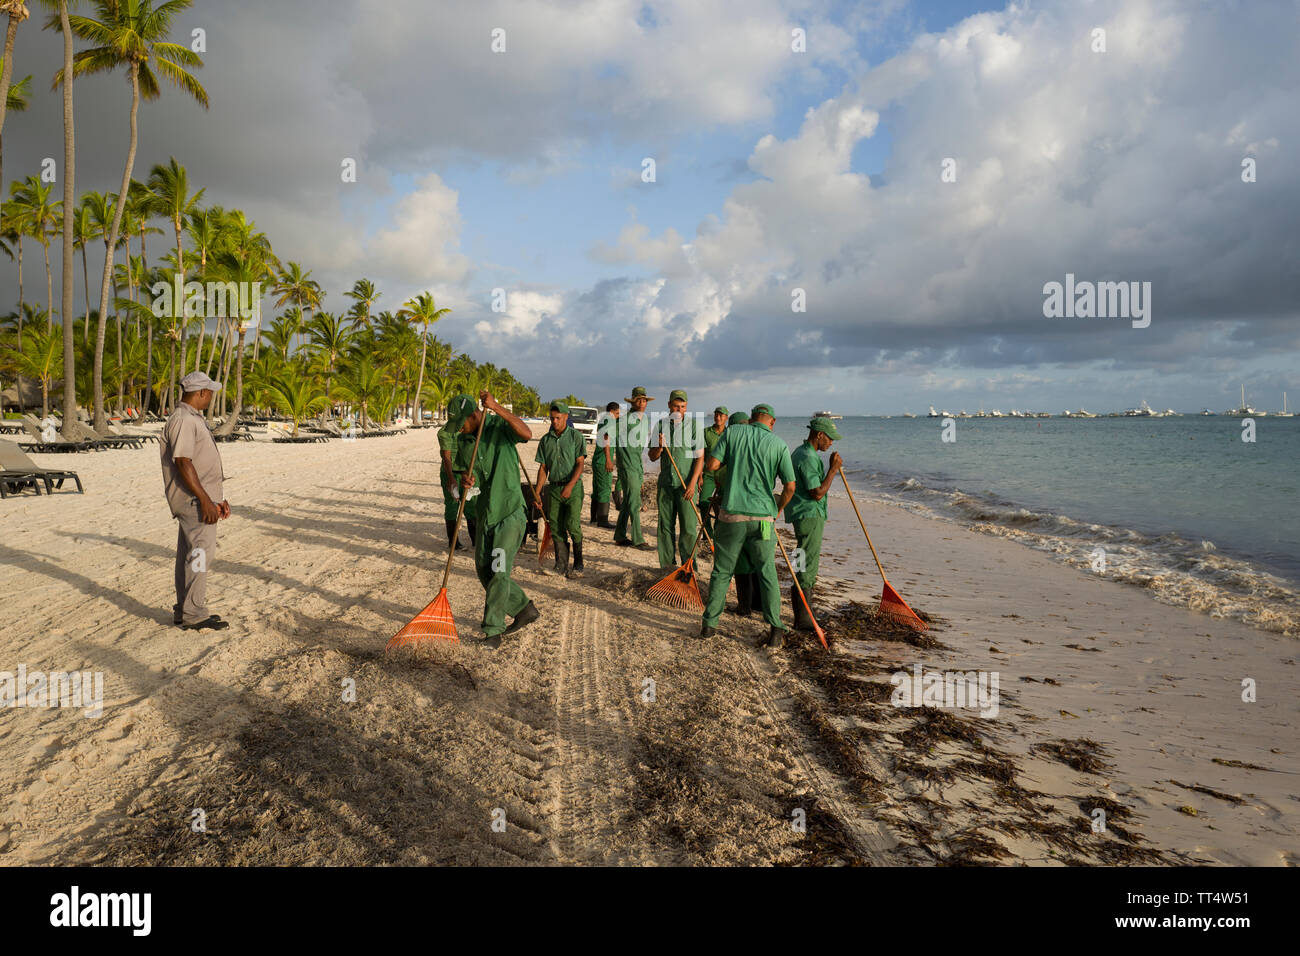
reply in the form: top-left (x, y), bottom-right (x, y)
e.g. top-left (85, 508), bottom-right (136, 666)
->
top-left (700, 424), bottom-right (725, 542)
top-left (701, 422), bottom-right (795, 629)
top-left (787, 440), bottom-right (828, 593)
top-left (591, 415), bottom-right (616, 504)
top-left (614, 411), bottom-right (649, 545)
top-left (655, 415), bottom-right (704, 569)
top-left (536, 424), bottom-right (585, 547)
top-left (462, 416), bottom-right (531, 637)
top-left (438, 422), bottom-right (465, 523)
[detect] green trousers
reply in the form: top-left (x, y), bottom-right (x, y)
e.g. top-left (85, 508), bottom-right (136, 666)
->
top-left (545, 483), bottom-right (583, 545)
top-left (656, 483), bottom-right (699, 568)
top-left (790, 515), bottom-right (825, 592)
top-left (615, 468), bottom-right (645, 544)
top-left (440, 467), bottom-right (461, 523)
top-left (591, 457), bottom-right (614, 504)
top-left (474, 507), bottom-right (530, 637)
top-left (699, 473), bottom-right (718, 541)
top-left (703, 519), bottom-right (782, 629)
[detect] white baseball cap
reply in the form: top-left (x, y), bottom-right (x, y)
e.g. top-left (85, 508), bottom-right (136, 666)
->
top-left (181, 371), bottom-right (222, 393)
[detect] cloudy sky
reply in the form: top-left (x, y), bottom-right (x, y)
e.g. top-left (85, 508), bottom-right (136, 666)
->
top-left (4, 0), bottom-right (1298, 414)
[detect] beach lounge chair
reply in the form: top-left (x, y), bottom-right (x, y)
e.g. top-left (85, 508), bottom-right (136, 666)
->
top-left (0, 439), bottom-right (83, 496)
top-left (18, 416), bottom-right (96, 453)
top-left (65, 420), bottom-right (144, 450)
top-left (104, 422), bottom-right (159, 444)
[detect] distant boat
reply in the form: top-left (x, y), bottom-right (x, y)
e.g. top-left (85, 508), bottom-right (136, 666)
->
top-left (901, 411), bottom-right (916, 418)
top-left (1200, 408), bottom-right (1215, 416)
top-left (813, 410), bottom-right (843, 420)
top-left (1123, 400), bottom-right (1156, 417)
top-left (927, 405), bottom-right (941, 418)
top-left (1064, 408), bottom-right (1097, 418)
top-left (990, 409), bottom-right (1004, 417)
top-left (1276, 392), bottom-right (1295, 418)
top-left (1226, 384), bottom-right (1260, 417)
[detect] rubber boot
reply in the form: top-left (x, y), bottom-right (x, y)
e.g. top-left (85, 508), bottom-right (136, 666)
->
top-left (733, 574), bottom-right (753, 616)
top-left (569, 541), bottom-right (585, 578)
top-left (446, 520), bottom-right (462, 551)
top-left (590, 498), bottom-right (599, 524)
top-left (597, 502), bottom-right (615, 529)
top-left (791, 584), bottom-right (815, 632)
top-left (466, 518), bottom-right (478, 547)
top-left (554, 538), bottom-right (570, 576)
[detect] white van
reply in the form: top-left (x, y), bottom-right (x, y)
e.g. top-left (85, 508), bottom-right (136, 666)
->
top-left (567, 405), bottom-right (600, 445)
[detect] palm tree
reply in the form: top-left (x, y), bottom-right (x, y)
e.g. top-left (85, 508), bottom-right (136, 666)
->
top-left (0, 52), bottom-right (29, 210)
top-left (71, 195), bottom-right (98, 344)
top-left (305, 310), bottom-right (353, 402)
top-left (265, 367), bottom-right (326, 436)
top-left (344, 278), bottom-right (380, 331)
top-left (210, 241), bottom-right (271, 437)
top-left (63, 0), bottom-right (207, 429)
top-left (270, 261), bottom-right (321, 353)
top-left (397, 291), bottom-right (450, 425)
top-left (335, 355), bottom-right (382, 431)
top-left (4, 321), bottom-right (60, 415)
top-left (146, 156), bottom-right (202, 367)
top-left (0, 1), bottom-right (31, 191)
top-left (10, 176), bottom-right (58, 332)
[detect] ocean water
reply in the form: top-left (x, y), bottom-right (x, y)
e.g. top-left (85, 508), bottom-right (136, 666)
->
top-left (768, 415), bottom-right (1300, 637)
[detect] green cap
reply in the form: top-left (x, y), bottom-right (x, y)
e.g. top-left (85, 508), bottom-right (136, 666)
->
top-left (750, 403), bottom-right (775, 421)
top-left (446, 394), bottom-right (477, 429)
top-left (728, 412), bottom-right (750, 426)
top-left (625, 386), bottom-right (655, 402)
top-left (549, 399), bottom-right (570, 416)
top-left (713, 406), bottom-right (729, 417)
top-left (809, 416), bottom-right (842, 440)
top-left (669, 389), bottom-right (688, 403)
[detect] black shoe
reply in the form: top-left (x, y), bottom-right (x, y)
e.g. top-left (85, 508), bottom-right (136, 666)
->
top-left (554, 539), bottom-right (570, 575)
top-left (635, 542), bottom-right (655, 552)
top-left (614, 538), bottom-right (633, 547)
top-left (504, 601), bottom-right (540, 635)
top-left (568, 542), bottom-right (585, 578)
top-left (699, 624), bottom-right (716, 639)
top-left (175, 613), bottom-right (222, 626)
top-left (791, 584), bottom-right (816, 632)
top-left (756, 626), bottom-right (786, 649)
top-left (180, 615), bottom-right (229, 631)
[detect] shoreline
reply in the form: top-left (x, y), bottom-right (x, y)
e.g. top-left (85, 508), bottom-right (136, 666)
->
top-left (1, 432), bottom-right (1295, 865)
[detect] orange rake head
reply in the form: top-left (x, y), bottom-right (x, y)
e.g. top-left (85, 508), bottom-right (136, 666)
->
top-left (386, 588), bottom-right (459, 650)
top-left (645, 558), bottom-right (704, 611)
top-left (878, 579), bottom-right (928, 632)
top-left (538, 522), bottom-right (554, 561)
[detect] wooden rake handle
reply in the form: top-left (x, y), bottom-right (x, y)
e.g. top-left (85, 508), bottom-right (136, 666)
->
top-left (839, 470), bottom-right (889, 583)
top-left (517, 454), bottom-right (554, 536)
top-left (774, 531), bottom-right (827, 649)
top-left (442, 408), bottom-right (487, 591)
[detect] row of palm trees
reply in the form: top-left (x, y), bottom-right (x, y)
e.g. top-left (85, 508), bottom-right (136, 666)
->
top-left (0, 0), bottom-right (542, 434)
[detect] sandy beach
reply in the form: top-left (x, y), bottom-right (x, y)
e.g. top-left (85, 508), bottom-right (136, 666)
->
top-left (1, 431), bottom-right (1296, 866)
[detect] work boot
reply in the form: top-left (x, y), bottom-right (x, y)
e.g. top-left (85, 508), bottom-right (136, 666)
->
top-left (756, 626), bottom-right (786, 650)
top-left (446, 520), bottom-right (462, 551)
top-left (734, 574), bottom-right (754, 616)
top-left (554, 539), bottom-right (570, 575)
top-left (503, 601), bottom-right (540, 635)
top-left (597, 502), bottom-right (616, 529)
top-left (791, 584), bottom-right (815, 632)
top-left (590, 499), bottom-right (599, 524)
top-left (699, 624), bottom-right (716, 639)
top-left (466, 518), bottom-right (478, 546)
top-left (568, 542), bottom-right (585, 578)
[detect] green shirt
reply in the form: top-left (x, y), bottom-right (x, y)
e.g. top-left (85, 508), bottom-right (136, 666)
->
top-left (461, 415), bottom-right (527, 526)
top-left (614, 411), bottom-right (649, 476)
top-left (786, 440), bottom-right (828, 523)
top-left (655, 414), bottom-right (705, 489)
top-left (535, 425), bottom-right (586, 483)
top-left (594, 414), bottom-right (618, 471)
top-left (707, 421), bottom-right (794, 518)
top-left (438, 422), bottom-right (466, 473)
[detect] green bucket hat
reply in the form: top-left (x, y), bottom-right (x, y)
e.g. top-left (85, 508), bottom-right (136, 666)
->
top-left (669, 389), bottom-right (688, 403)
top-left (625, 386), bottom-right (655, 403)
top-left (809, 416), bottom-right (842, 440)
top-left (713, 406), bottom-right (729, 417)
top-left (728, 412), bottom-right (750, 426)
top-left (549, 399), bottom-right (570, 416)
top-left (750, 403), bottom-right (775, 421)
top-left (446, 394), bottom-right (478, 429)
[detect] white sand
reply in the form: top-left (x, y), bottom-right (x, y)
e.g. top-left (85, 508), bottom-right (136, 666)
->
top-left (0, 432), bottom-right (1294, 864)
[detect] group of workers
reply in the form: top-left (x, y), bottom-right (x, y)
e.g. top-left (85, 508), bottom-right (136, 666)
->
top-left (438, 386), bottom-right (843, 649)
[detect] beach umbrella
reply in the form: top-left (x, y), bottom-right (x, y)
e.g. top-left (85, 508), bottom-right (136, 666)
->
top-left (839, 472), bottom-right (928, 632)
top-left (387, 408), bottom-right (487, 649)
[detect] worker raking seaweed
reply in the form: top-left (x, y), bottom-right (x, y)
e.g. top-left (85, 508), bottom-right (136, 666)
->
top-left (439, 397), bottom-right (477, 550)
top-left (535, 399), bottom-right (587, 578)
top-left (648, 389), bottom-right (705, 569)
top-left (452, 391), bottom-right (540, 644)
top-left (787, 416), bottom-right (843, 631)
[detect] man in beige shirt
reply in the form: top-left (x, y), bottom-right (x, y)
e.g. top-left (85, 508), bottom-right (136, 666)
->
top-left (161, 372), bottom-right (230, 630)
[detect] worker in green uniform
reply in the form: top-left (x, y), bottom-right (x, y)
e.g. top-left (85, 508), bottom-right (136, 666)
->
top-left (439, 414), bottom-right (476, 550)
top-left (614, 386), bottom-right (654, 551)
top-left (649, 389), bottom-right (705, 569)
top-left (787, 416), bottom-right (843, 631)
top-left (698, 406), bottom-right (728, 552)
top-left (700, 403), bottom-right (795, 648)
top-left (711, 411), bottom-right (759, 616)
top-left (536, 399), bottom-right (587, 578)
top-left (590, 401), bottom-right (619, 528)
top-left (452, 391), bottom-right (540, 644)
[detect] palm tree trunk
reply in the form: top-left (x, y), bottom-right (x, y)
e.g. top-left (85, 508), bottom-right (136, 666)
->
top-left (143, 318), bottom-right (154, 415)
top-left (56, 0), bottom-right (77, 434)
top-left (0, 11), bottom-right (20, 179)
top-left (80, 242), bottom-right (90, 346)
top-left (93, 62), bottom-right (140, 430)
top-left (414, 324), bottom-right (429, 424)
top-left (214, 327), bottom-right (246, 436)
